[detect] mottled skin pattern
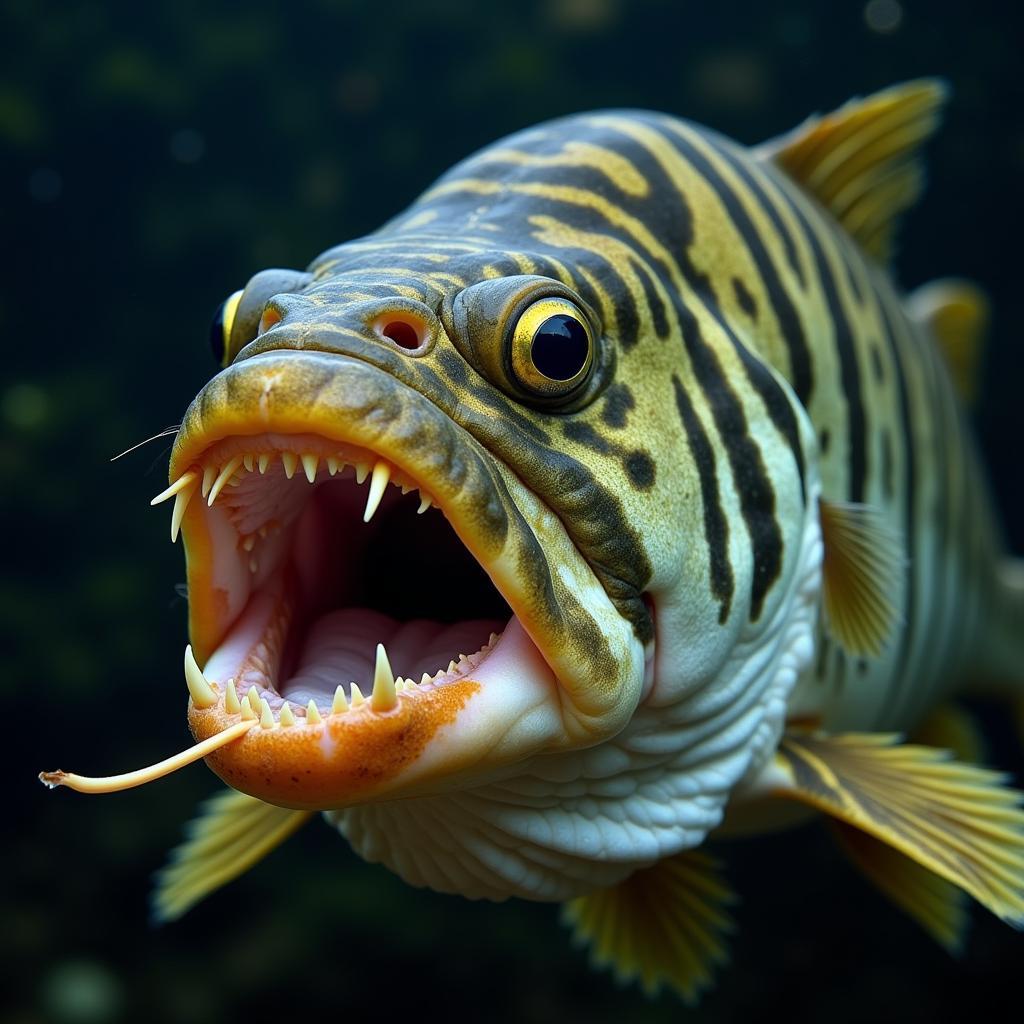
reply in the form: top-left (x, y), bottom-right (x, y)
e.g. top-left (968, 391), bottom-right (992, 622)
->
top-left (172, 104), bottom-right (1015, 900)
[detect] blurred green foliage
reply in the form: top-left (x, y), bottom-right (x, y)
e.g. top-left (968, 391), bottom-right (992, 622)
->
top-left (4, 1), bottom-right (1022, 1021)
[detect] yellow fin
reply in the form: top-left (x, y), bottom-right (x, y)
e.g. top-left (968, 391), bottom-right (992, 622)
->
top-left (152, 788), bottom-right (313, 923)
top-left (562, 849), bottom-right (734, 1004)
top-left (773, 732), bottom-right (1024, 926)
top-left (829, 819), bottom-right (969, 954)
top-left (760, 80), bottom-right (947, 264)
top-left (908, 279), bottom-right (989, 405)
top-left (819, 499), bottom-right (904, 657)
top-left (913, 702), bottom-right (987, 765)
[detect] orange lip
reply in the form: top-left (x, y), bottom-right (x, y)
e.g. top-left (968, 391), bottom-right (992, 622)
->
top-left (189, 679), bottom-right (482, 810)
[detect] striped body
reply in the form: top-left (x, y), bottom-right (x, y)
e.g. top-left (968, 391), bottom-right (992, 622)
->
top-left (310, 111), bottom-right (1005, 740)
top-left (137, 88), bottom-right (1024, 986)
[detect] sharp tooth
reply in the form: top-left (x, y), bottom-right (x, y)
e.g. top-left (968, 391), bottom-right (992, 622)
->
top-left (420, 672), bottom-right (431, 686)
top-left (349, 683), bottom-right (365, 707)
top-left (249, 556), bottom-right (259, 574)
top-left (417, 493), bottom-right (432, 514)
top-left (332, 685), bottom-right (349, 713)
top-left (447, 660), bottom-right (457, 675)
top-left (355, 463), bottom-right (369, 485)
top-left (488, 632), bottom-right (499, 646)
top-left (208, 456), bottom-right (243, 506)
top-left (400, 484), bottom-right (411, 495)
top-left (306, 700), bottom-right (322, 724)
top-left (326, 456), bottom-right (340, 476)
top-left (201, 465), bottom-right (216, 498)
top-left (260, 699), bottom-right (275, 729)
top-left (279, 702), bottom-right (295, 727)
top-left (170, 484), bottom-right (195, 543)
top-left (184, 644), bottom-right (217, 708)
top-left (363, 461), bottom-right (391, 523)
top-left (225, 680), bottom-right (241, 714)
top-left (371, 643), bottom-right (397, 711)
top-left (248, 686), bottom-right (261, 712)
top-left (243, 453), bottom-right (254, 472)
top-left (394, 678), bottom-right (405, 692)
top-left (257, 453), bottom-right (270, 474)
top-left (242, 535), bottom-right (256, 552)
top-left (282, 452), bottom-right (298, 479)
top-left (150, 470), bottom-right (198, 506)
top-left (240, 700), bottom-right (256, 721)
top-left (301, 453), bottom-right (319, 483)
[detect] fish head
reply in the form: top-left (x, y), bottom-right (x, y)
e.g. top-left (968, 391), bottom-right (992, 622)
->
top-left (172, 241), bottom-right (678, 810)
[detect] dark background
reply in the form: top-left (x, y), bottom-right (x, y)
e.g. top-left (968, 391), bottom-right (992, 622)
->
top-left (5, 1), bottom-right (1022, 1021)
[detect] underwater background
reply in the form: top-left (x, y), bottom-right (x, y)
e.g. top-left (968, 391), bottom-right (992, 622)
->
top-left (5, 1), bottom-right (1022, 1021)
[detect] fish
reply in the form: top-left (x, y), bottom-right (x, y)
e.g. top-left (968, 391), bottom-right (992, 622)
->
top-left (40, 80), bottom-right (1024, 1002)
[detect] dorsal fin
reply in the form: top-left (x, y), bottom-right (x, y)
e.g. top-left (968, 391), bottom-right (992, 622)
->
top-left (758, 80), bottom-right (948, 265)
top-left (908, 279), bottom-right (989, 406)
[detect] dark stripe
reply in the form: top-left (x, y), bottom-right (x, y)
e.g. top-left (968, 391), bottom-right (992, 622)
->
top-left (684, 132), bottom-right (814, 405)
top-left (733, 276), bottom-right (758, 317)
top-left (875, 288), bottom-right (917, 724)
top-left (783, 192), bottom-right (869, 504)
top-left (746, 161), bottom-right (807, 288)
top-left (731, 340), bottom-right (807, 504)
top-left (673, 374), bottom-right (734, 623)
top-left (676, 304), bottom-right (783, 621)
top-left (631, 254), bottom-right (670, 339)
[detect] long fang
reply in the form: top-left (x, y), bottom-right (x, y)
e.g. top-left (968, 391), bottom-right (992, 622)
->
top-left (38, 720), bottom-right (256, 794)
top-left (364, 461), bottom-right (391, 523)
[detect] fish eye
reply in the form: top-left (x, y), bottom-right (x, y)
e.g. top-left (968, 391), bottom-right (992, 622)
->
top-left (209, 290), bottom-right (243, 367)
top-left (509, 297), bottom-right (594, 398)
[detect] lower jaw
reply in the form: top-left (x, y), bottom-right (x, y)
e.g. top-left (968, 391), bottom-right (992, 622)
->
top-left (187, 607), bottom-right (564, 810)
top-left (186, 558), bottom-right (570, 809)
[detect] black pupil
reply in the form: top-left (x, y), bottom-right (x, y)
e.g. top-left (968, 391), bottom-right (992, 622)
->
top-left (209, 299), bottom-right (227, 363)
top-left (531, 314), bottom-right (589, 381)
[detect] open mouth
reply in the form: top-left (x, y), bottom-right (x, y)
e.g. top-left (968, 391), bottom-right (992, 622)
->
top-left (41, 352), bottom-right (642, 807)
top-left (142, 349), bottom-right (603, 809)
top-left (162, 434), bottom-right (516, 726)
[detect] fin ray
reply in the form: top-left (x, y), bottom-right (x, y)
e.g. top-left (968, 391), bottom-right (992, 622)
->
top-left (760, 79), bottom-right (947, 264)
top-left (774, 733), bottom-right (1024, 926)
top-left (819, 500), bottom-right (905, 657)
top-left (152, 788), bottom-right (313, 923)
top-left (830, 820), bottom-right (969, 953)
top-left (908, 279), bottom-right (989, 405)
top-left (563, 849), bottom-right (735, 1003)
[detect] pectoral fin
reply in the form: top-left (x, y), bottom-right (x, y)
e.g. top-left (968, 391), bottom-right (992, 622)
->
top-left (829, 819), bottom-right (969, 953)
top-left (772, 732), bottom-right (1024, 926)
top-left (819, 499), bottom-right (905, 657)
top-left (152, 788), bottom-right (313, 923)
top-left (562, 850), bottom-right (734, 1004)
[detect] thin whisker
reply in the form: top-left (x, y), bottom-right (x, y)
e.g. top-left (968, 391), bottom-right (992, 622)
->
top-left (110, 425), bottom-right (181, 462)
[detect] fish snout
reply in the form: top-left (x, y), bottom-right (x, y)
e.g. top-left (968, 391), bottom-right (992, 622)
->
top-left (248, 293), bottom-right (442, 363)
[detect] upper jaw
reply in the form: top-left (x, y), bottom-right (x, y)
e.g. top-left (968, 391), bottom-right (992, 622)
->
top-left (167, 348), bottom-right (644, 807)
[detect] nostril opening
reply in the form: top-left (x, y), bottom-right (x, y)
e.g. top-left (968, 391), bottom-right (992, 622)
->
top-left (258, 307), bottom-right (283, 335)
top-left (380, 319), bottom-right (423, 351)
